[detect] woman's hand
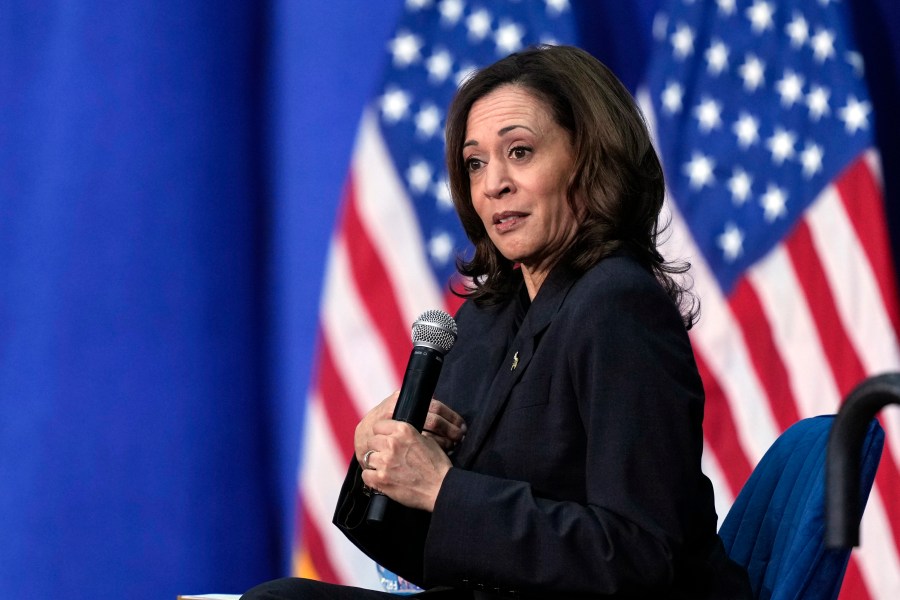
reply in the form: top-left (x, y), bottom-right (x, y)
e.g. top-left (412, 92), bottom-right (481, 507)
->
top-left (354, 391), bottom-right (467, 512)
top-left (354, 391), bottom-right (467, 464)
top-left (361, 420), bottom-right (453, 512)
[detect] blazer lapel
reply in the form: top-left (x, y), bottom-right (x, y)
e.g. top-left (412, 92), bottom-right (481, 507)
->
top-left (454, 263), bottom-right (580, 469)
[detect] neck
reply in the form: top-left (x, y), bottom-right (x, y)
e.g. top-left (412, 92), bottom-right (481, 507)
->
top-left (521, 264), bottom-right (552, 300)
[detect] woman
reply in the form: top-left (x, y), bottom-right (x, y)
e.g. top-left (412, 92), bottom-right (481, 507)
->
top-left (244, 45), bottom-right (751, 599)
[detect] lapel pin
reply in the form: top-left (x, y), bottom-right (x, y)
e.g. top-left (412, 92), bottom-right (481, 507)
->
top-left (511, 351), bottom-right (519, 371)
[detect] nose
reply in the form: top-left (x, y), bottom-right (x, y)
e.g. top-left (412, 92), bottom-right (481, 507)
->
top-left (481, 160), bottom-right (513, 200)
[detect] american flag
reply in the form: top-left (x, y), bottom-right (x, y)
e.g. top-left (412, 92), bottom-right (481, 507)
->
top-left (643, 1), bottom-right (900, 599)
top-left (291, 0), bottom-right (576, 590)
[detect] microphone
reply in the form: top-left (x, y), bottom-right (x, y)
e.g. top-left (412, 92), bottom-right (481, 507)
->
top-left (366, 308), bottom-right (458, 524)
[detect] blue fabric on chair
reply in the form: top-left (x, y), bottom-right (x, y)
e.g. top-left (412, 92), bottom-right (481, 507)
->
top-left (718, 416), bottom-right (884, 600)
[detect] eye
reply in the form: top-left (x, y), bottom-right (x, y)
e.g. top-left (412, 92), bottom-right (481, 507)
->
top-left (465, 157), bottom-right (484, 172)
top-left (509, 146), bottom-right (532, 160)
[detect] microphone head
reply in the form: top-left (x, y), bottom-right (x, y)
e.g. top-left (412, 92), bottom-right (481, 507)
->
top-left (411, 309), bottom-right (457, 354)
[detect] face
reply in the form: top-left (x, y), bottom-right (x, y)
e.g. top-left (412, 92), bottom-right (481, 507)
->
top-left (463, 85), bottom-right (580, 283)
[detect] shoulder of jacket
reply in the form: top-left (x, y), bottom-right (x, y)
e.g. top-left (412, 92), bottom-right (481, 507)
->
top-left (574, 254), bottom-right (660, 296)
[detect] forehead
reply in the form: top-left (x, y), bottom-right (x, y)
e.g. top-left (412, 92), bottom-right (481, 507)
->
top-left (465, 85), bottom-right (555, 137)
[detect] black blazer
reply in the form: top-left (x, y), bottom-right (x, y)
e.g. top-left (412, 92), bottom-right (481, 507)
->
top-left (334, 253), bottom-right (751, 599)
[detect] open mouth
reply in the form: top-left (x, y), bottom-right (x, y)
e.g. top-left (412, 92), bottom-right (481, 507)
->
top-left (493, 211), bottom-right (528, 230)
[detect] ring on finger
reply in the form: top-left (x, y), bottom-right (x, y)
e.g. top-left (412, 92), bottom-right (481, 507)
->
top-left (363, 449), bottom-right (376, 470)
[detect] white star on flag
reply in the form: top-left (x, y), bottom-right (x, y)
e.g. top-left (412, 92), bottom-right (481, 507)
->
top-left (739, 54), bottom-right (765, 91)
top-left (775, 70), bottom-right (805, 108)
top-left (428, 231), bottom-right (454, 265)
top-left (662, 81), bottom-right (684, 114)
top-left (415, 104), bottom-right (442, 138)
top-left (389, 31), bottom-right (424, 67)
top-left (745, 0), bottom-right (775, 34)
top-left (811, 28), bottom-right (836, 62)
top-left (495, 21), bottom-right (525, 55)
top-left (694, 97), bottom-right (724, 133)
top-left (705, 40), bottom-right (730, 75)
top-left (671, 23), bottom-right (695, 59)
top-left (466, 9), bottom-right (492, 41)
top-left (806, 85), bottom-right (831, 120)
top-left (786, 13), bottom-right (809, 47)
top-left (717, 222), bottom-right (745, 261)
top-left (684, 152), bottom-right (717, 189)
top-left (716, 0), bottom-right (736, 16)
top-left (380, 87), bottom-right (412, 122)
top-left (766, 127), bottom-right (797, 165)
top-left (426, 49), bottom-right (454, 84)
top-left (438, 0), bottom-right (464, 25)
top-left (846, 51), bottom-right (865, 77)
top-left (545, 0), bottom-right (570, 17)
top-left (433, 178), bottom-right (453, 210)
top-left (728, 167), bottom-right (753, 204)
top-left (759, 183), bottom-right (788, 222)
top-left (800, 142), bottom-right (824, 178)
top-left (406, 159), bottom-right (433, 193)
top-left (838, 95), bottom-right (871, 134)
top-left (733, 112), bottom-right (760, 148)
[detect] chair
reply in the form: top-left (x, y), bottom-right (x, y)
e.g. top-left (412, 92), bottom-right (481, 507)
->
top-left (718, 414), bottom-right (884, 600)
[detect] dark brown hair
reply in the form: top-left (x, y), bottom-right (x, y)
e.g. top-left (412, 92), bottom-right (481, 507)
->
top-left (445, 45), bottom-right (697, 327)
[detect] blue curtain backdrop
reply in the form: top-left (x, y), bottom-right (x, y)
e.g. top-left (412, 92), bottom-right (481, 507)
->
top-left (1, 1), bottom-right (897, 598)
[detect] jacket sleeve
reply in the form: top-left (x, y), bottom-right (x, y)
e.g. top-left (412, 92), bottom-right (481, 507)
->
top-left (421, 268), bottom-right (710, 596)
top-left (332, 456), bottom-right (432, 586)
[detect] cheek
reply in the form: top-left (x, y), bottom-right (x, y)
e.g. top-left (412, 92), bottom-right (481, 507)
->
top-left (538, 187), bottom-right (571, 224)
top-left (550, 180), bottom-right (577, 222)
top-left (471, 197), bottom-right (491, 227)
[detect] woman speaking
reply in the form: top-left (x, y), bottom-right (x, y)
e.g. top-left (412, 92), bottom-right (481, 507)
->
top-left (243, 45), bottom-right (751, 600)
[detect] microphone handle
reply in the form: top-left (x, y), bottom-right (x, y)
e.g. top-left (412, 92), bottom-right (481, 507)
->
top-left (366, 345), bottom-right (444, 524)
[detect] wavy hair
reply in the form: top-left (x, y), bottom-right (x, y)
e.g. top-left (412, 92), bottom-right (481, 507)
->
top-left (445, 45), bottom-right (697, 327)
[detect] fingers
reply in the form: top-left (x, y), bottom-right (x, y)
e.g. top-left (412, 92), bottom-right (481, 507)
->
top-left (428, 399), bottom-right (465, 427)
top-left (357, 395), bottom-right (465, 463)
top-left (368, 391), bottom-right (401, 424)
top-left (371, 419), bottom-right (417, 437)
top-left (359, 427), bottom-right (452, 512)
top-left (360, 422), bottom-right (414, 487)
top-left (355, 390), bottom-right (401, 463)
top-left (421, 399), bottom-right (467, 449)
top-left (362, 449), bottom-right (377, 470)
top-left (375, 390), bottom-right (400, 418)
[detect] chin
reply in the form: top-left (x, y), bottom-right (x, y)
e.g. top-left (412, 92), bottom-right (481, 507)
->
top-left (493, 242), bottom-right (529, 263)
top-left (497, 250), bottom-right (527, 265)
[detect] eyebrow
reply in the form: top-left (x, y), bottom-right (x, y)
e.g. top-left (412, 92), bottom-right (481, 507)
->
top-left (463, 124), bottom-right (536, 148)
